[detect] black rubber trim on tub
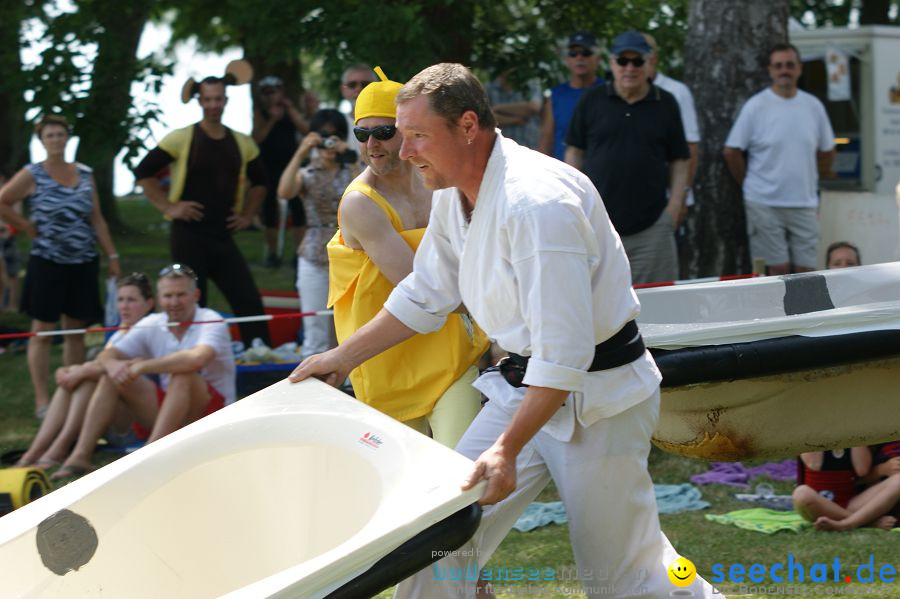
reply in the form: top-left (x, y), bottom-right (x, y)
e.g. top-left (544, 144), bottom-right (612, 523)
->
top-left (651, 329), bottom-right (900, 388)
top-left (326, 502), bottom-right (482, 598)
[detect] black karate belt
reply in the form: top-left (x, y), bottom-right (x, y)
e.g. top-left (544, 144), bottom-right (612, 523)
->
top-left (496, 320), bottom-right (645, 388)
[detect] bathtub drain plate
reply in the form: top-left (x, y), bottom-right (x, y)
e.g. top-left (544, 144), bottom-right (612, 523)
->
top-left (36, 509), bottom-right (98, 575)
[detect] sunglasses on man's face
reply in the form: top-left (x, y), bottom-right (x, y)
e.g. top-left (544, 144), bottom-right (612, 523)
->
top-left (568, 48), bottom-right (594, 58)
top-left (158, 263), bottom-right (198, 281)
top-left (770, 61), bottom-right (797, 70)
top-left (343, 80), bottom-right (371, 91)
top-left (615, 56), bottom-right (646, 68)
top-left (353, 125), bottom-right (398, 143)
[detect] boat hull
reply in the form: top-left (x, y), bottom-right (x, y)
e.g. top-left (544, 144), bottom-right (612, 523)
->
top-left (654, 356), bottom-right (900, 460)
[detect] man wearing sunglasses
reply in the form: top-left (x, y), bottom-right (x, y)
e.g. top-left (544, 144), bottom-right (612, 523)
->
top-left (325, 67), bottom-right (488, 448)
top-left (565, 30), bottom-right (690, 285)
top-left (538, 31), bottom-right (602, 161)
top-left (340, 64), bottom-right (377, 149)
top-left (291, 62), bottom-right (714, 598)
top-left (56, 264), bottom-right (235, 476)
top-left (724, 43), bottom-right (835, 276)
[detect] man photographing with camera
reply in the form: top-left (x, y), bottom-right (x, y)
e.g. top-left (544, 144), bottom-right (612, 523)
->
top-left (277, 108), bottom-right (358, 358)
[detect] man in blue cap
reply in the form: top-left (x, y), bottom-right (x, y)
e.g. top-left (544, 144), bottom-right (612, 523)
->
top-left (565, 31), bottom-right (690, 285)
top-left (538, 31), bottom-right (603, 161)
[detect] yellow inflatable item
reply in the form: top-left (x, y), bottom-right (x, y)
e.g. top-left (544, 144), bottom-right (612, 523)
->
top-left (0, 468), bottom-right (51, 516)
top-left (354, 66), bottom-right (403, 123)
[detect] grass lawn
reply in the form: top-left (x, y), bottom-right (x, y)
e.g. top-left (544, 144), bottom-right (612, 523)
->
top-left (1, 199), bottom-right (896, 598)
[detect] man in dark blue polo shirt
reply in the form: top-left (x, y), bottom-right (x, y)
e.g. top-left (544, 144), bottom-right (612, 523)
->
top-left (565, 31), bottom-right (690, 284)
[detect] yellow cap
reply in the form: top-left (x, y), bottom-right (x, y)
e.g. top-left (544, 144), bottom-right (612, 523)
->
top-left (354, 66), bottom-right (403, 124)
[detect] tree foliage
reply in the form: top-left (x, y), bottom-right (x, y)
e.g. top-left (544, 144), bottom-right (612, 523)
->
top-left (791, 0), bottom-right (897, 27)
top-left (13, 0), bottom-right (171, 226)
top-left (166, 0), bottom-right (690, 101)
top-left (0, 0), bottom-right (44, 176)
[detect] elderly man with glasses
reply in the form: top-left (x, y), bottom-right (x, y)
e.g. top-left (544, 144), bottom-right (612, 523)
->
top-left (565, 30), bottom-right (690, 285)
top-left (54, 264), bottom-right (235, 478)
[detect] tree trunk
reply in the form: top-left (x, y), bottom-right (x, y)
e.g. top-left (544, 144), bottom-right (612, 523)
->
top-left (74, 2), bottom-right (152, 231)
top-left (0, 3), bottom-right (31, 176)
top-left (420, 1), bottom-right (475, 64)
top-left (682, 0), bottom-right (789, 277)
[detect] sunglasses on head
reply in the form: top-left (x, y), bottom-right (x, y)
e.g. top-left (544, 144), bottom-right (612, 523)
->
top-left (353, 125), bottom-right (397, 143)
top-left (158, 263), bottom-right (198, 281)
top-left (568, 48), bottom-right (594, 58)
top-left (615, 56), bottom-right (646, 67)
top-left (343, 80), bottom-right (371, 90)
top-left (122, 271), bottom-right (149, 283)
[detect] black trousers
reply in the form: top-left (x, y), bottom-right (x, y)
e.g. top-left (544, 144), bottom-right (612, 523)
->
top-left (170, 222), bottom-right (270, 346)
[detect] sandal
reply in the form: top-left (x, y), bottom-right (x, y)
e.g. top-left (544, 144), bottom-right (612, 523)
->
top-left (33, 458), bottom-right (61, 471)
top-left (50, 463), bottom-right (94, 481)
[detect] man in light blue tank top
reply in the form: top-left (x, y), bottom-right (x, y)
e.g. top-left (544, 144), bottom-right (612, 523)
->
top-left (538, 31), bottom-right (603, 161)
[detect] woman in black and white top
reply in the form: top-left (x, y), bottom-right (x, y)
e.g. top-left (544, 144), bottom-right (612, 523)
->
top-left (0, 114), bottom-right (120, 419)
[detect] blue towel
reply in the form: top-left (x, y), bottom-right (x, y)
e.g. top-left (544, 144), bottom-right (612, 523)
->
top-left (512, 501), bottom-right (569, 532)
top-left (654, 483), bottom-right (711, 514)
top-left (512, 484), bottom-right (709, 532)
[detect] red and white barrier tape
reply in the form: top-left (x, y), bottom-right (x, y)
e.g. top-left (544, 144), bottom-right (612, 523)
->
top-left (0, 310), bottom-right (333, 341)
top-left (633, 273), bottom-right (759, 290)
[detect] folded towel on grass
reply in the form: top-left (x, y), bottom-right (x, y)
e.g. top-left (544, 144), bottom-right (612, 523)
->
top-left (655, 483), bottom-right (711, 514)
top-left (513, 501), bottom-right (569, 532)
top-left (705, 508), bottom-right (810, 534)
top-left (691, 460), bottom-right (796, 488)
top-left (513, 484), bottom-right (709, 532)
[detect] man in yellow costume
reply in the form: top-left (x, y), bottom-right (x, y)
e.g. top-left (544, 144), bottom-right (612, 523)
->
top-left (327, 67), bottom-right (488, 447)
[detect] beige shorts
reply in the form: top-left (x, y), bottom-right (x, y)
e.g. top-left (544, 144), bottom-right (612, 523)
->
top-left (744, 201), bottom-right (818, 269)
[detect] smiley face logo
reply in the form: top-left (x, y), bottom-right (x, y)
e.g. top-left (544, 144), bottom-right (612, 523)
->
top-left (668, 557), bottom-right (697, 587)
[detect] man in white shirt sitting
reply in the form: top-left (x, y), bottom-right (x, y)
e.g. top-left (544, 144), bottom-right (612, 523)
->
top-left (54, 264), bottom-right (235, 478)
top-left (290, 62), bottom-right (714, 598)
top-left (724, 42), bottom-right (835, 275)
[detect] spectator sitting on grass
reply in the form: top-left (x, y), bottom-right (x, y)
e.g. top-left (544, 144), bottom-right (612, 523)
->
top-left (796, 442), bottom-right (900, 532)
top-left (792, 241), bottom-right (897, 531)
top-left (52, 264), bottom-right (235, 480)
top-left (15, 273), bottom-right (155, 469)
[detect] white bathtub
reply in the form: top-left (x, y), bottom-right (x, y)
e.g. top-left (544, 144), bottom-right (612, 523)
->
top-left (0, 378), bottom-right (484, 598)
top-left (637, 264), bottom-right (900, 460)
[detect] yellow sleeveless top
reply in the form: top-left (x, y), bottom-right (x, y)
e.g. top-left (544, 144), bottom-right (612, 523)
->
top-left (327, 181), bottom-right (488, 421)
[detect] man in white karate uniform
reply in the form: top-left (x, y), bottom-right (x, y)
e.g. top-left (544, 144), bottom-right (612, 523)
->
top-left (290, 62), bottom-right (713, 599)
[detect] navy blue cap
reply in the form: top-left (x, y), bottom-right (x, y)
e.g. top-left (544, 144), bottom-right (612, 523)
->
top-left (610, 31), bottom-right (652, 55)
top-left (568, 31), bottom-right (597, 48)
